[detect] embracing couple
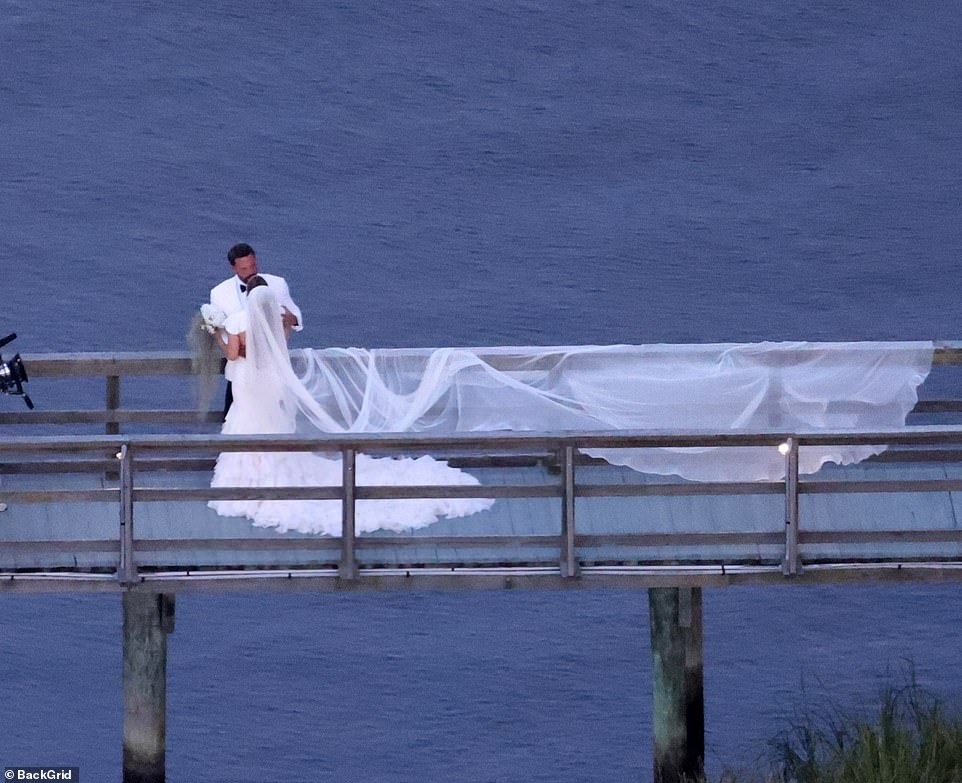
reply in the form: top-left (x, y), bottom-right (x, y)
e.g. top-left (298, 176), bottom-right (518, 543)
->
top-left (204, 242), bottom-right (491, 535)
top-left (209, 242), bottom-right (303, 418)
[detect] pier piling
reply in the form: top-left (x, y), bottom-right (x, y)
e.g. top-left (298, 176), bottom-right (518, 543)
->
top-left (649, 587), bottom-right (704, 783)
top-left (122, 592), bottom-right (175, 783)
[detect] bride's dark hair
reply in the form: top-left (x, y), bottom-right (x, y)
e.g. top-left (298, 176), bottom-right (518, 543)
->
top-left (245, 274), bottom-right (268, 294)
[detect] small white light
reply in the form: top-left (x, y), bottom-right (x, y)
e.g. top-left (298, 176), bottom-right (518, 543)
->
top-left (777, 442), bottom-right (791, 456)
top-left (115, 451), bottom-right (123, 460)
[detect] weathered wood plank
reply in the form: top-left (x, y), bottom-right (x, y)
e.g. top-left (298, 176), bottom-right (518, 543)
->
top-left (0, 458), bottom-right (216, 474)
top-left (0, 489), bottom-right (120, 502)
top-left (0, 410), bottom-right (221, 425)
top-left (22, 352), bottom-right (201, 376)
top-left (800, 529), bottom-right (962, 543)
top-left (135, 485), bottom-right (556, 502)
top-left (6, 427), bottom-right (962, 457)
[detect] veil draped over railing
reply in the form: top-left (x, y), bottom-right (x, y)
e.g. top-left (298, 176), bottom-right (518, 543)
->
top-left (234, 290), bottom-right (934, 481)
top-left (254, 338), bottom-right (933, 482)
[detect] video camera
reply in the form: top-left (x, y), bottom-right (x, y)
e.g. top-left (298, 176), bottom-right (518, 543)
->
top-left (0, 333), bottom-right (34, 409)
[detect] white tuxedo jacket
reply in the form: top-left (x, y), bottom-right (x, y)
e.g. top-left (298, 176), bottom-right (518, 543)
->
top-left (209, 273), bottom-right (303, 381)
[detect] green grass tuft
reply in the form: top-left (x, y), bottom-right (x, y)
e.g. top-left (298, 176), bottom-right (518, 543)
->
top-left (713, 671), bottom-right (962, 783)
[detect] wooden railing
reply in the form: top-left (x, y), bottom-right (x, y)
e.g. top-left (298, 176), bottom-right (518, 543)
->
top-left (3, 427), bottom-right (962, 590)
top-left (2, 345), bottom-right (962, 591)
top-left (0, 351), bottom-right (220, 428)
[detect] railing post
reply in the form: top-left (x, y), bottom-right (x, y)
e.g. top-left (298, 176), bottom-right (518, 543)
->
top-left (119, 443), bottom-right (137, 584)
top-left (560, 445), bottom-right (579, 578)
top-left (339, 446), bottom-right (358, 580)
top-left (782, 437), bottom-right (801, 576)
top-left (105, 375), bottom-right (121, 481)
top-left (106, 375), bottom-right (121, 435)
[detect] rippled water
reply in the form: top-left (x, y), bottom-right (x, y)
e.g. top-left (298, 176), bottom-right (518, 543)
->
top-left (2, 1), bottom-right (961, 779)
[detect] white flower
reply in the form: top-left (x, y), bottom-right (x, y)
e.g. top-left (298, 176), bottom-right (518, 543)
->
top-left (199, 303), bottom-right (226, 334)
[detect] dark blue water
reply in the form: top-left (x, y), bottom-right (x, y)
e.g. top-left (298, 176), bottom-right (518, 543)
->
top-left (2, 1), bottom-right (962, 780)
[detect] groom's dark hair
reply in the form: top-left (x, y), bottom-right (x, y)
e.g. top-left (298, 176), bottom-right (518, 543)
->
top-left (228, 243), bottom-right (256, 265)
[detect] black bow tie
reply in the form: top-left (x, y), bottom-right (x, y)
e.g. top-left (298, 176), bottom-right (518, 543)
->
top-left (239, 284), bottom-right (247, 293)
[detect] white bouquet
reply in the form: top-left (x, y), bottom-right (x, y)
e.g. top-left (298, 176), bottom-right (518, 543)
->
top-left (188, 304), bottom-right (228, 417)
top-left (199, 303), bottom-right (226, 335)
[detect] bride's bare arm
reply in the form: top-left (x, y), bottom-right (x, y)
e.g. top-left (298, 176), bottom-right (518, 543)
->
top-left (216, 329), bottom-right (244, 361)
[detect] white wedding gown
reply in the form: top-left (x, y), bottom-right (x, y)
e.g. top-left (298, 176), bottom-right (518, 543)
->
top-left (208, 287), bottom-right (493, 535)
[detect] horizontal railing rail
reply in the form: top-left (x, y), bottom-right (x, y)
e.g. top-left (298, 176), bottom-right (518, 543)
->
top-left (6, 425), bottom-right (962, 450)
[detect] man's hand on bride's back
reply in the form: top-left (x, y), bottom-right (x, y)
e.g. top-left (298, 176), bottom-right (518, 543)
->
top-left (280, 307), bottom-right (297, 339)
top-left (281, 307), bottom-right (298, 331)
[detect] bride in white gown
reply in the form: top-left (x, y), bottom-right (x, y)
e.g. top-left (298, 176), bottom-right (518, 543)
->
top-left (208, 277), bottom-right (492, 535)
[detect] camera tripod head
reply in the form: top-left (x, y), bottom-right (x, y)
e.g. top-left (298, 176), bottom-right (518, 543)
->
top-left (0, 333), bottom-right (35, 409)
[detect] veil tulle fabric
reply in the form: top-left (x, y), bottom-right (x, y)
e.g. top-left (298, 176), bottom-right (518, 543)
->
top-left (287, 340), bottom-right (933, 482)
top-left (211, 287), bottom-right (933, 531)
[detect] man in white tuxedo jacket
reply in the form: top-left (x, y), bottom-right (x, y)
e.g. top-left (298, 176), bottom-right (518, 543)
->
top-left (210, 242), bottom-right (303, 414)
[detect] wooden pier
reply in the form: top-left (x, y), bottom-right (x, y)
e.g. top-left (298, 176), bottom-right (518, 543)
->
top-left (3, 345), bottom-right (962, 782)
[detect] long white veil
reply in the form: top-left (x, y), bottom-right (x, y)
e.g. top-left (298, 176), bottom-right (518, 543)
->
top-left (289, 342), bottom-right (933, 482)
top-left (234, 293), bottom-right (933, 482)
